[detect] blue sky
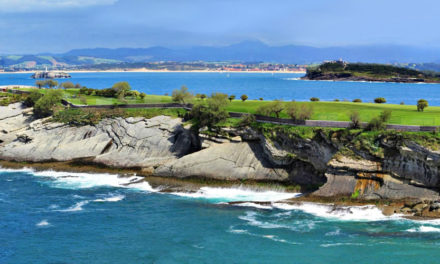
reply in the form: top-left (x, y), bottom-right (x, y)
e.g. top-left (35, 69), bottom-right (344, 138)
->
top-left (1, 0), bottom-right (440, 54)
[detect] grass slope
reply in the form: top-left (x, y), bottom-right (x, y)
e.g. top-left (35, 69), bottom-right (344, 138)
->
top-left (18, 87), bottom-right (440, 126)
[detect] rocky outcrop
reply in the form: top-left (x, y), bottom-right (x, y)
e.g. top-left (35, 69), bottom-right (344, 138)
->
top-left (31, 71), bottom-right (71, 79)
top-left (1, 103), bottom-right (440, 201)
top-left (0, 116), bottom-right (195, 168)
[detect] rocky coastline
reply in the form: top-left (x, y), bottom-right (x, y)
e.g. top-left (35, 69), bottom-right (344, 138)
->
top-left (1, 102), bottom-right (440, 218)
top-left (301, 73), bottom-right (438, 83)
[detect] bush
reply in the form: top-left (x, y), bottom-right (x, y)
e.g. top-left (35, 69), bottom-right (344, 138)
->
top-left (112, 81), bottom-right (131, 98)
top-left (349, 111), bottom-right (361, 129)
top-left (23, 90), bottom-right (43, 107)
top-left (139, 92), bottom-right (146, 99)
top-left (286, 102), bottom-right (313, 121)
top-left (60, 81), bottom-right (75, 89)
top-left (259, 98), bottom-right (264, 101)
top-left (172, 85), bottom-right (193, 104)
top-left (352, 98), bottom-right (362, 103)
top-left (238, 114), bottom-right (256, 127)
top-left (334, 99), bottom-right (340, 102)
top-left (33, 90), bottom-right (63, 118)
top-left (417, 99), bottom-right (428, 112)
top-left (310, 97), bottom-right (319, 102)
top-left (240, 94), bottom-right (248, 102)
top-left (374, 97), bottom-right (386, 104)
top-left (190, 93), bottom-right (229, 131)
top-left (400, 101), bottom-right (405, 105)
top-left (366, 110), bottom-right (392, 131)
top-left (256, 100), bottom-right (284, 118)
top-left (228, 95), bottom-right (235, 102)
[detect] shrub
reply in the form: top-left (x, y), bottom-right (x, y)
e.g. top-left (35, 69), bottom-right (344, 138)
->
top-left (352, 98), bottom-right (362, 103)
top-left (400, 101), bottom-right (405, 105)
top-left (190, 93), bottom-right (229, 131)
top-left (79, 95), bottom-right (87, 105)
top-left (366, 110), bottom-right (392, 131)
top-left (310, 97), bottom-right (319, 102)
top-left (349, 111), bottom-right (361, 129)
top-left (417, 99), bottom-right (428, 112)
top-left (334, 99), bottom-right (340, 102)
top-left (374, 97), bottom-right (386, 104)
top-left (112, 81), bottom-right (131, 98)
top-left (256, 100), bottom-right (284, 118)
top-left (259, 98), bottom-right (264, 101)
top-left (228, 95), bottom-right (235, 102)
top-left (23, 90), bottom-right (43, 107)
top-left (286, 102), bottom-right (313, 121)
top-left (60, 81), bottom-right (75, 89)
top-left (172, 85), bottom-right (193, 104)
top-left (33, 90), bottom-right (63, 118)
top-left (139, 92), bottom-right (146, 99)
top-left (238, 114), bottom-right (256, 127)
top-left (240, 94), bottom-right (248, 102)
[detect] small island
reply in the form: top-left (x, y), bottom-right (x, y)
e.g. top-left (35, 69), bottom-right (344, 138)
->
top-left (302, 61), bottom-right (440, 83)
top-left (31, 70), bottom-right (71, 79)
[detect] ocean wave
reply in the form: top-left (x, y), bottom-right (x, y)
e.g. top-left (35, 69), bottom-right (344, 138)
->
top-left (36, 220), bottom-right (50, 227)
top-left (57, 200), bottom-right (89, 212)
top-left (172, 187), bottom-right (300, 202)
top-left (94, 194), bottom-right (125, 202)
top-left (320, 242), bottom-right (364, 248)
top-left (238, 211), bottom-right (315, 232)
top-left (406, 226), bottom-right (440, 233)
top-left (30, 170), bottom-right (155, 192)
top-left (0, 166), bottom-right (35, 174)
top-left (272, 202), bottom-right (402, 221)
top-left (228, 226), bottom-right (301, 245)
top-left (231, 202), bottom-right (273, 210)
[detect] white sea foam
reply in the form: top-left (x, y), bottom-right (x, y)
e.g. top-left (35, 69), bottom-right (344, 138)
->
top-left (94, 194), bottom-right (125, 202)
top-left (406, 226), bottom-right (440, 233)
top-left (232, 202), bottom-right (273, 210)
top-left (228, 226), bottom-right (301, 245)
top-left (31, 170), bottom-right (155, 192)
top-left (272, 202), bottom-right (401, 221)
top-left (172, 187), bottom-right (300, 202)
top-left (320, 242), bottom-right (364, 248)
top-left (36, 220), bottom-right (50, 227)
top-left (58, 200), bottom-right (89, 212)
top-left (0, 167), bottom-right (34, 174)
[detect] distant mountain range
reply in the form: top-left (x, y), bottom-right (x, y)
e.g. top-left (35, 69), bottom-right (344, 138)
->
top-left (2, 41), bottom-right (440, 69)
top-left (62, 41), bottom-right (440, 64)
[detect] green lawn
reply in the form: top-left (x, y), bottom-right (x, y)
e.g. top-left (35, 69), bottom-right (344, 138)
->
top-left (17, 87), bottom-right (440, 126)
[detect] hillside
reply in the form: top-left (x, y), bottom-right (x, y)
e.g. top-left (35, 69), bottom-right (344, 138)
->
top-left (303, 61), bottom-right (440, 83)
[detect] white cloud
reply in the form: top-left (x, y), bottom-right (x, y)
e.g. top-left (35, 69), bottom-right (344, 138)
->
top-left (0, 0), bottom-right (118, 12)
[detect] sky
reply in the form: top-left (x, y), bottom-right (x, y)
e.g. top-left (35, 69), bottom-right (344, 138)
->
top-left (1, 0), bottom-right (440, 54)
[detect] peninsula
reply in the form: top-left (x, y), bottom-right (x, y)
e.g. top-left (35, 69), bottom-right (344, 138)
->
top-left (302, 61), bottom-right (440, 83)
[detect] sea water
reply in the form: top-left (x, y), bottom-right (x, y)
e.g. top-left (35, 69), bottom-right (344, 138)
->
top-left (2, 72), bottom-right (440, 105)
top-left (2, 168), bottom-right (440, 263)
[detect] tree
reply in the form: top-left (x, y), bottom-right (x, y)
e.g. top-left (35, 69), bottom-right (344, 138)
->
top-left (46, 80), bottom-right (58, 89)
top-left (139, 92), bottom-right (146, 99)
top-left (200, 94), bottom-right (207, 100)
top-left (172, 85), bottom-right (193, 104)
top-left (352, 99), bottom-right (362, 103)
top-left (228, 95), bottom-right (236, 102)
top-left (256, 100), bottom-right (284, 118)
top-left (240, 94), bottom-right (248, 102)
top-left (286, 102), bottom-right (313, 121)
top-left (33, 90), bottom-right (63, 117)
top-left (60, 81), bottom-right (75, 89)
top-left (374, 97), bottom-right (386, 104)
top-left (349, 111), bottom-right (361, 129)
top-left (366, 110), bottom-right (392, 131)
top-left (417, 99), bottom-right (428, 112)
top-left (112, 81), bottom-right (131, 98)
top-left (23, 90), bottom-right (43, 107)
top-left (310, 97), bottom-right (320, 102)
top-left (75, 83), bottom-right (81, 88)
top-left (35, 80), bottom-right (46, 89)
top-left (190, 93), bottom-right (230, 131)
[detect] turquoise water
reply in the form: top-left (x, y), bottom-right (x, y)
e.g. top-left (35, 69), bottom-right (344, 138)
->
top-left (2, 72), bottom-right (440, 105)
top-left (2, 168), bottom-right (440, 263)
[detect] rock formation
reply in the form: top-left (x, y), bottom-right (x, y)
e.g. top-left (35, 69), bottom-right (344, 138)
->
top-left (1, 104), bottom-right (439, 201)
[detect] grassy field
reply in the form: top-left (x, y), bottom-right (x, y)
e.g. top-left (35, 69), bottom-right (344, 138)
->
top-left (17, 87), bottom-right (440, 126)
